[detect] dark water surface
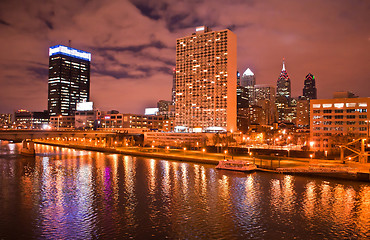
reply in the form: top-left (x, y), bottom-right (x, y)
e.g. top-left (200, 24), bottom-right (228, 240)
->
top-left (0, 141), bottom-right (369, 239)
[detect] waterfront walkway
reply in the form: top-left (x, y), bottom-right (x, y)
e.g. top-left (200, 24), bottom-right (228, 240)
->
top-left (33, 140), bottom-right (370, 182)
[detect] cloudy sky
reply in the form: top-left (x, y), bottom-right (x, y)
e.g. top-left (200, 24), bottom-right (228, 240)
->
top-left (0, 0), bottom-right (369, 114)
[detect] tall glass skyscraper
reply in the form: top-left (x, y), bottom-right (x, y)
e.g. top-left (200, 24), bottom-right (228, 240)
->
top-left (276, 60), bottom-right (291, 99)
top-left (303, 73), bottom-right (317, 100)
top-left (276, 59), bottom-right (294, 122)
top-left (48, 45), bottom-right (91, 116)
top-left (241, 68), bottom-right (256, 104)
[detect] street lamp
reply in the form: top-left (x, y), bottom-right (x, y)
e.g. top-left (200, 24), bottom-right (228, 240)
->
top-left (57, 115), bottom-right (62, 130)
top-left (202, 148), bottom-right (205, 158)
top-left (224, 150), bottom-right (228, 160)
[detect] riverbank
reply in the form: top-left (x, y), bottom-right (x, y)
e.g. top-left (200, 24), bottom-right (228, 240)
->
top-left (33, 140), bottom-right (370, 182)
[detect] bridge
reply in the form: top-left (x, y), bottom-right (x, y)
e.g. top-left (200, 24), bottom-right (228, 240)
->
top-left (0, 130), bottom-right (143, 146)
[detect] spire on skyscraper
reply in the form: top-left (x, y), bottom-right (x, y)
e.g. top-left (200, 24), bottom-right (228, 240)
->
top-left (282, 58), bottom-right (286, 71)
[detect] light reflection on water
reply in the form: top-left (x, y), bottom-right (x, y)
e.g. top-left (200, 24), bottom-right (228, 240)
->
top-left (0, 142), bottom-right (369, 239)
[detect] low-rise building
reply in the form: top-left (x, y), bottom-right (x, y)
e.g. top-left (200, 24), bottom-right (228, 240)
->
top-left (14, 110), bottom-right (49, 129)
top-left (100, 113), bottom-right (165, 131)
top-left (75, 110), bottom-right (100, 129)
top-left (50, 115), bottom-right (75, 129)
top-left (0, 113), bottom-right (12, 129)
top-left (310, 97), bottom-right (369, 152)
top-left (144, 132), bottom-right (206, 148)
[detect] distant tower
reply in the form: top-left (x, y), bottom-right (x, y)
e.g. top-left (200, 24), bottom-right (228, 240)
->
top-left (276, 59), bottom-right (294, 122)
top-left (241, 68), bottom-right (255, 104)
top-left (302, 73), bottom-right (317, 100)
top-left (240, 68), bottom-right (255, 87)
top-left (48, 45), bottom-right (91, 116)
top-left (276, 59), bottom-right (291, 99)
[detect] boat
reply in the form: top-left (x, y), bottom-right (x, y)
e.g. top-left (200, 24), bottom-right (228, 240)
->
top-left (20, 140), bottom-right (35, 156)
top-left (216, 159), bottom-right (257, 172)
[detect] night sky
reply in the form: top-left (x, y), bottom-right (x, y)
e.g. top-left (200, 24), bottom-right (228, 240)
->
top-left (0, 0), bottom-right (369, 114)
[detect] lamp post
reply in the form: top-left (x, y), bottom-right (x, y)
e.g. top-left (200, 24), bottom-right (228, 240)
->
top-left (202, 148), bottom-right (205, 158)
top-left (57, 115), bottom-right (62, 130)
top-left (224, 150), bottom-right (228, 160)
top-left (309, 141), bottom-right (314, 150)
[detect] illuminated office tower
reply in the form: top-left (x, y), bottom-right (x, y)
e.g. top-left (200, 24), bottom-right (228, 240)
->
top-left (276, 59), bottom-right (293, 121)
top-left (276, 59), bottom-right (291, 99)
top-left (240, 68), bottom-right (256, 104)
top-left (303, 73), bottom-right (317, 100)
top-left (175, 26), bottom-right (237, 132)
top-left (48, 45), bottom-right (91, 116)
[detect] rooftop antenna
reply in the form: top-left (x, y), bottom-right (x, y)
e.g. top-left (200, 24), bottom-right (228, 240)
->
top-left (68, 40), bottom-right (71, 48)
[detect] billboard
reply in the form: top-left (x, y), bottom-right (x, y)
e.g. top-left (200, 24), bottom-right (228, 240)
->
top-left (77, 102), bottom-right (93, 111)
top-left (145, 108), bottom-right (158, 115)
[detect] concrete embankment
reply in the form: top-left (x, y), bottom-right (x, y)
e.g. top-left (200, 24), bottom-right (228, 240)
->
top-left (275, 167), bottom-right (370, 182)
top-left (34, 141), bottom-right (370, 182)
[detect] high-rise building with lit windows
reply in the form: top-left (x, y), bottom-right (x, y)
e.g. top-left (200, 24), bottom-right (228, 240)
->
top-left (175, 26), bottom-right (237, 132)
top-left (240, 68), bottom-right (256, 104)
top-left (48, 45), bottom-right (91, 116)
top-left (276, 59), bottom-right (291, 99)
top-left (276, 59), bottom-right (294, 122)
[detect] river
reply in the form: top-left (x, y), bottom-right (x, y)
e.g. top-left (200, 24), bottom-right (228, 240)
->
top-left (0, 141), bottom-right (369, 239)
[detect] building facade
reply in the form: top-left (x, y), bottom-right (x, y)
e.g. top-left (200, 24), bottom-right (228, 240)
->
top-left (48, 45), bottom-right (91, 117)
top-left (255, 84), bottom-right (277, 124)
top-left (310, 97), bottom-right (370, 152)
top-left (99, 113), bottom-right (174, 132)
top-left (175, 26), bottom-right (237, 132)
top-left (0, 114), bottom-right (12, 129)
top-left (13, 110), bottom-right (49, 129)
top-left (296, 97), bottom-right (310, 128)
top-left (50, 115), bottom-right (75, 129)
top-left (75, 110), bottom-right (100, 129)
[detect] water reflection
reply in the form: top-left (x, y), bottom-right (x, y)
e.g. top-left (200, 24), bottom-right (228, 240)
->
top-left (0, 143), bottom-right (369, 239)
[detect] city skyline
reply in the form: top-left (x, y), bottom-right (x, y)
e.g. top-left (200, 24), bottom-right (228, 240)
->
top-left (0, 0), bottom-right (369, 114)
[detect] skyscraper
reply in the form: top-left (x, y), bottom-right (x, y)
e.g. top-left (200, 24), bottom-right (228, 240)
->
top-left (276, 59), bottom-right (294, 122)
top-left (175, 26), bottom-right (237, 132)
top-left (255, 84), bottom-right (277, 124)
top-left (240, 68), bottom-right (256, 104)
top-left (276, 59), bottom-right (291, 99)
top-left (303, 73), bottom-right (317, 100)
top-left (240, 68), bottom-right (255, 87)
top-left (48, 45), bottom-right (91, 116)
